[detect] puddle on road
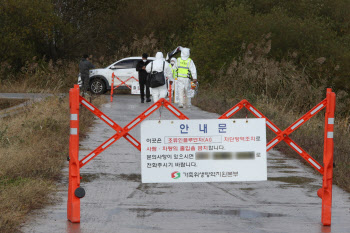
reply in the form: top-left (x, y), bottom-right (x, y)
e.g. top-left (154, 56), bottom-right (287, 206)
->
top-left (239, 187), bottom-right (254, 191)
top-left (118, 173), bottom-right (141, 182)
top-left (80, 173), bottom-right (142, 183)
top-left (128, 207), bottom-right (285, 219)
top-left (278, 170), bottom-right (298, 173)
top-left (269, 159), bottom-right (288, 164)
top-left (268, 176), bottom-right (315, 184)
top-left (136, 183), bottom-right (167, 195)
top-left (306, 184), bottom-right (322, 193)
top-left (80, 173), bottom-right (100, 182)
top-left (199, 209), bottom-right (285, 218)
top-left (268, 157), bottom-right (287, 160)
top-left (268, 165), bottom-right (299, 170)
top-left (80, 173), bottom-right (111, 182)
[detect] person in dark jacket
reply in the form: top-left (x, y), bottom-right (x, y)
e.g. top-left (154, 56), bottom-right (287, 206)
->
top-left (136, 53), bottom-right (151, 103)
top-left (79, 54), bottom-right (95, 93)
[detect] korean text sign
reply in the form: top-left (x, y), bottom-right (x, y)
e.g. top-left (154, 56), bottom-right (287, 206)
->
top-left (141, 119), bottom-right (267, 183)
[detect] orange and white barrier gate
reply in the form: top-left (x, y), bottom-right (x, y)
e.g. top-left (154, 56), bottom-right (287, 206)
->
top-left (68, 85), bottom-right (335, 225)
top-left (68, 84), bottom-right (188, 223)
top-left (168, 82), bottom-right (172, 103)
top-left (110, 72), bottom-right (139, 102)
top-left (219, 88), bottom-right (336, 226)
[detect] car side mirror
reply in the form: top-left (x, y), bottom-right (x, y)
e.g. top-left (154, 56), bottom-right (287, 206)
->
top-left (110, 65), bottom-right (117, 70)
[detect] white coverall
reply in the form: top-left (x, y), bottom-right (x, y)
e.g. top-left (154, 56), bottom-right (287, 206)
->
top-left (170, 58), bottom-right (178, 103)
top-left (175, 48), bottom-right (197, 107)
top-left (146, 52), bottom-right (173, 103)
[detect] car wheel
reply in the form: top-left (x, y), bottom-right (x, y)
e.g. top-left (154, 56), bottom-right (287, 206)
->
top-left (90, 79), bottom-right (106, 95)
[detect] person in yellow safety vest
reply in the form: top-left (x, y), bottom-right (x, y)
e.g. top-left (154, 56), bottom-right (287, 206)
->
top-left (175, 48), bottom-right (197, 108)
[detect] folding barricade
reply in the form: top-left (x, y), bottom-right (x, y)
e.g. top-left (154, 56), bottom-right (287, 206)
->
top-left (68, 84), bottom-right (335, 226)
top-left (168, 82), bottom-right (172, 103)
top-left (110, 72), bottom-right (139, 102)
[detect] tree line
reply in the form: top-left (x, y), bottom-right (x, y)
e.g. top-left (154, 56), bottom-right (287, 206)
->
top-left (1, 0), bottom-right (349, 91)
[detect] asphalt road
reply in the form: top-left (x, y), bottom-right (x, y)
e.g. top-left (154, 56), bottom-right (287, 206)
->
top-left (21, 95), bottom-right (350, 233)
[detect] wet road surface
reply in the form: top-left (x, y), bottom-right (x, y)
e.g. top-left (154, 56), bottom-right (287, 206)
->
top-left (22, 95), bottom-right (350, 233)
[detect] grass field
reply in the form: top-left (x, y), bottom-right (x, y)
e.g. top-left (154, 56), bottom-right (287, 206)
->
top-left (0, 95), bottom-right (105, 232)
top-left (192, 41), bottom-right (349, 194)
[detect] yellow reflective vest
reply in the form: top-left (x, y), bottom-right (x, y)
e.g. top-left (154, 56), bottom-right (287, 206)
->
top-left (177, 57), bottom-right (192, 78)
top-left (169, 64), bottom-right (176, 80)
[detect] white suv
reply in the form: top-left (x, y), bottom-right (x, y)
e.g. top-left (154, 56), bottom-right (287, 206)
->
top-left (78, 56), bottom-right (155, 94)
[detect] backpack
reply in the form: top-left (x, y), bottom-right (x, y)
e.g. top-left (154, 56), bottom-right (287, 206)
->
top-left (148, 62), bottom-right (165, 88)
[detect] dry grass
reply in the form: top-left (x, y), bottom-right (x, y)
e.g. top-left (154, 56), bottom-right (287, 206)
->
top-left (193, 38), bottom-right (350, 192)
top-left (0, 99), bottom-right (26, 110)
top-left (0, 59), bottom-right (79, 93)
top-left (0, 95), bottom-right (106, 232)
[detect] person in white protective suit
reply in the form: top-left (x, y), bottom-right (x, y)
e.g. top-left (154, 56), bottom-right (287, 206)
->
top-left (146, 52), bottom-right (173, 103)
top-left (175, 48), bottom-right (197, 108)
top-left (169, 58), bottom-right (177, 102)
top-left (170, 58), bottom-right (177, 77)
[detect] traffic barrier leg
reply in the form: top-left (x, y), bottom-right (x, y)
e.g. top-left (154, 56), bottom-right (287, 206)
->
top-left (318, 88), bottom-right (336, 226)
top-left (110, 73), bottom-right (115, 102)
top-left (168, 83), bottom-right (172, 103)
top-left (111, 75), bottom-right (139, 102)
top-left (68, 84), bottom-right (81, 223)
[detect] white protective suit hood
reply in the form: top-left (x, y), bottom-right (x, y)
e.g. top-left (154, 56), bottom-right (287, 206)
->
top-left (170, 57), bottom-right (177, 65)
top-left (181, 48), bottom-right (190, 60)
top-left (155, 52), bottom-right (164, 60)
top-left (146, 51), bottom-right (172, 80)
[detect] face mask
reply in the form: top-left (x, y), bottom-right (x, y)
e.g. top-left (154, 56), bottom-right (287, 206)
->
top-left (143, 59), bottom-right (147, 62)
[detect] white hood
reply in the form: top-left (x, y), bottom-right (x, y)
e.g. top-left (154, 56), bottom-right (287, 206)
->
top-left (181, 48), bottom-right (190, 60)
top-left (170, 57), bottom-right (177, 65)
top-left (155, 52), bottom-right (164, 60)
top-left (146, 51), bottom-right (173, 81)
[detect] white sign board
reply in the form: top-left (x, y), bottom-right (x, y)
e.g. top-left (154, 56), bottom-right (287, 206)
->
top-left (141, 119), bottom-right (267, 183)
top-left (131, 81), bottom-right (140, 95)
